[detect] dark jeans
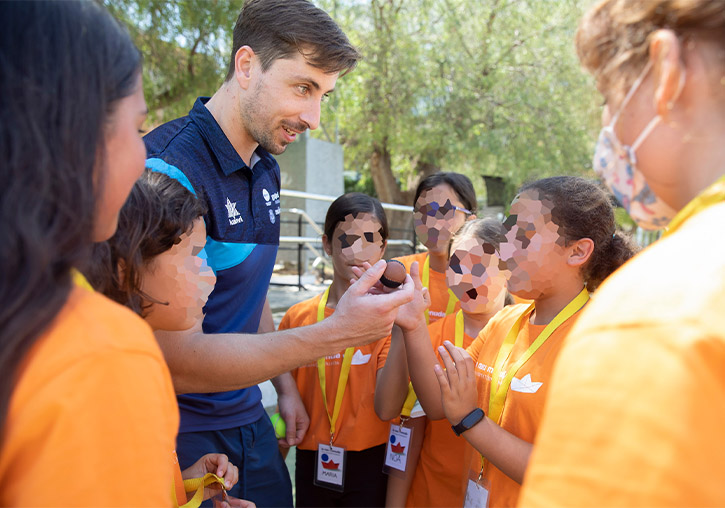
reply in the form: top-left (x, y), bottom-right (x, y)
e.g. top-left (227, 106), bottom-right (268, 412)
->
top-left (177, 414), bottom-right (293, 507)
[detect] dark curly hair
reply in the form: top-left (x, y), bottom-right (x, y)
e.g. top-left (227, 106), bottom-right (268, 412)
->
top-left (85, 170), bottom-right (207, 316)
top-left (519, 176), bottom-right (639, 291)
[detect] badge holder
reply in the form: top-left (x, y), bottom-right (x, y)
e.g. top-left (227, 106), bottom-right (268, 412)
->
top-left (314, 439), bottom-right (346, 492)
top-left (382, 418), bottom-right (413, 478)
top-left (464, 467), bottom-right (490, 508)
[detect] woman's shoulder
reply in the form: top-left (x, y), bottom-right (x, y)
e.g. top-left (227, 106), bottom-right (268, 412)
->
top-left (18, 287), bottom-right (165, 391)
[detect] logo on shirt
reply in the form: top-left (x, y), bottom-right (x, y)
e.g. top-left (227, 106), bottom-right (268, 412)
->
top-left (226, 197), bottom-right (243, 226)
top-left (262, 188), bottom-right (271, 202)
top-left (269, 209), bottom-right (276, 224)
top-left (351, 349), bottom-right (371, 365)
top-left (510, 373), bottom-right (543, 393)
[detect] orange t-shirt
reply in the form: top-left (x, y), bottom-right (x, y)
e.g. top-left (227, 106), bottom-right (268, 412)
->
top-left (519, 203), bottom-right (725, 507)
top-left (396, 252), bottom-right (460, 323)
top-left (281, 293), bottom-right (391, 451)
top-left (0, 286), bottom-right (179, 506)
top-left (465, 303), bottom-right (581, 508)
top-left (406, 313), bottom-right (475, 508)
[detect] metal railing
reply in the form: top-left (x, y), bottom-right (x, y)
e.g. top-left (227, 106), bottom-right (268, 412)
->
top-left (273, 190), bottom-right (415, 290)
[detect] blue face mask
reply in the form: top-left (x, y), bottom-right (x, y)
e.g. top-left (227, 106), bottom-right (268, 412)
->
top-left (592, 61), bottom-right (684, 230)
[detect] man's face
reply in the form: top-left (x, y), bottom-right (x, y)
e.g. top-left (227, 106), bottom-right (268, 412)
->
top-left (241, 51), bottom-right (339, 155)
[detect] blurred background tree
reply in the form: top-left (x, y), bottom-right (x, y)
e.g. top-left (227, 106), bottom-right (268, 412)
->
top-left (108, 0), bottom-right (600, 212)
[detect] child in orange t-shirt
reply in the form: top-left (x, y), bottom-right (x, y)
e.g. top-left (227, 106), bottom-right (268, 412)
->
top-left (396, 177), bottom-right (637, 508)
top-left (388, 173), bottom-right (477, 506)
top-left (87, 169), bottom-right (253, 507)
top-left (377, 218), bottom-right (512, 507)
top-left (278, 193), bottom-right (392, 507)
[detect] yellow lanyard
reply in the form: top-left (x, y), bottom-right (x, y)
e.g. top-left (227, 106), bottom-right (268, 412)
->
top-left (401, 310), bottom-right (466, 417)
top-left (663, 175), bottom-right (725, 238)
top-left (71, 269), bottom-right (94, 291)
top-left (172, 473), bottom-right (228, 508)
top-left (317, 287), bottom-right (355, 442)
top-left (478, 287), bottom-right (589, 475)
top-left (421, 255), bottom-right (458, 325)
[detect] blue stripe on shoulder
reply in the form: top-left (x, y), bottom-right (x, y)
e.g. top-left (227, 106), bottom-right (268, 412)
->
top-left (205, 238), bottom-right (256, 273)
top-left (146, 158), bottom-right (197, 196)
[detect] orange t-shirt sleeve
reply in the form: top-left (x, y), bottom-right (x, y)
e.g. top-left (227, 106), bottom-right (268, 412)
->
top-left (0, 291), bottom-right (178, 506)
top-left (520, 323), bottom-right (725, 507)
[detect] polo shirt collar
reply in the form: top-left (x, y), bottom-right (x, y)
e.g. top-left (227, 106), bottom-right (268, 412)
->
top-left (189, 97), bottom-right (273, 176)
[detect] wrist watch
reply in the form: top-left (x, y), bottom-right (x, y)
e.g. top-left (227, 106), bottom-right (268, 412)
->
top-left (451, 407), bottom-right (485, 436)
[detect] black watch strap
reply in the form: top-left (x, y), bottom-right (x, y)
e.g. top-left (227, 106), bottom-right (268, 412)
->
top-left (451, 407), bottom-right (485, 436)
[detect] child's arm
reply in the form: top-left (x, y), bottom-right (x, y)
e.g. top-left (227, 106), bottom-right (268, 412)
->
top-left (374, 327), bottom-right (410, 421)
top-left (434, 341), bottom-right (532, 484)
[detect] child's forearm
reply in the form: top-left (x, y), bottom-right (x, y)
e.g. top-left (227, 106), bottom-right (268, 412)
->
top-left (375, 327), bottom-right (410, 420)
top-left (403, 322), bottom-right (446, 420)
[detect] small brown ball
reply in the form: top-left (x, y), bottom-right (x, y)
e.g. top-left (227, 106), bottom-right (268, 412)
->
top-left (380, 259), bottom-right (406, 288)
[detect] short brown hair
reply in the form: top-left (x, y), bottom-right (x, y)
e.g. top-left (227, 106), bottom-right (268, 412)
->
top-left (576, 0), bottom-right (725, 98)
top-left (225, 0), bottom-right (360, 81)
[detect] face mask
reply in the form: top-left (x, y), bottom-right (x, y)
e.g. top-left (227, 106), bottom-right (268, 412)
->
top-left (592, 61), bottom-right (683, 230)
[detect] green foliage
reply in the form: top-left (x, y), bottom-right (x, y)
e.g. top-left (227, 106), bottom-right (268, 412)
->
top-left (106, 0), bottom-right (238, 125)
top-left (111, 0), bottom-right (602, 202)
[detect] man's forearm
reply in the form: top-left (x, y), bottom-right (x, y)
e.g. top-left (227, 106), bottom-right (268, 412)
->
top-left (156, 317), bottom-right (354, 394)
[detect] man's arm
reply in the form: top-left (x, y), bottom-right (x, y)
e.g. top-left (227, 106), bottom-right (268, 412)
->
top-left (156, 260), bottom-right (414, 394)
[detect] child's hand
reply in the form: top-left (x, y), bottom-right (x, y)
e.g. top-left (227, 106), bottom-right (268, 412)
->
top-left (182, 453), bottom-right (239, 499)
top-left (393, 261), bottom-right (430, 332)
top-left (433, 341), bottom-right (479, 426)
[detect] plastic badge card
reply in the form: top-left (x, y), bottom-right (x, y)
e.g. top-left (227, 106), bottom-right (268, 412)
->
top-left (315, 443), bottom-right (346, 492)
top-left (464, 472), bottom-right (490, 508)
top-left (383, 424), bottom-right (412, 475)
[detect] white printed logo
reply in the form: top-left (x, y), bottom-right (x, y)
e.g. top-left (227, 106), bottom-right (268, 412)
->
top-left (351, 349), bottom-right (371, 366)
top-left (226, 197), bottom-right (243, 226)
top-left (269, 209), bottom-right (276, 224)
top-left (510, 373), bottom-right (543, 393)
top-left (262, 188), bottom-right (271, 202)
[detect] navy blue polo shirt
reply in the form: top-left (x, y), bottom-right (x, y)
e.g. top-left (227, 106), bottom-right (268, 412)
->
top-left (144, 97), bottom-right (281, 433)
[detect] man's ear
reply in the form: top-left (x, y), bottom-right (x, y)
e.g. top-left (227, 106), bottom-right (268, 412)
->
top-left (234, 45), bottom-right (256, 91)
top-left (649, 29), bottom-right (686, 118)
top-left (567, 237), bottom-right (594, 268)
top-left (322, 234), bottom-right (332, 256)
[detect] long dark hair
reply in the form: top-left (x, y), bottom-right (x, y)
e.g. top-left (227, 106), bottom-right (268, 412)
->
top-left (86, 170), bottom-right (207, 316)
top-left (520, 176), bottom-right (639, 290)
top-left (414, 172), bottom-right (478, 215)
top-left (0, 1), bottom-right (141, 433)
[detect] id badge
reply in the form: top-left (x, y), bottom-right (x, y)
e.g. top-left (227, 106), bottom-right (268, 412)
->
top-left (383, 423), bottom-right (412, 473)
top-left (315, 443), bottom-right (346, 492)
top-left (464, 470), bottom-right (490, 508)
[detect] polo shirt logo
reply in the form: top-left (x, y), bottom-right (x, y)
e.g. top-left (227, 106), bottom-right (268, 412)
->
top-left (226, 197), bottom-right (243, 225)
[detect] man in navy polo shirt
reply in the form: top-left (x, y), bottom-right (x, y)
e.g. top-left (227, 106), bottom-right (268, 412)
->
top-left (144, 1), bottom-right (362, 505)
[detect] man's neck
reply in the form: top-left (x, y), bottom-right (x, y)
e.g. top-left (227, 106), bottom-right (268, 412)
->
top-left (205, 84), bottom-right (258, 165)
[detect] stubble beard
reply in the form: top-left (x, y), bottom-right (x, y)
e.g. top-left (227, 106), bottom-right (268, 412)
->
top-left (240, 83), bottom-right (287, 156)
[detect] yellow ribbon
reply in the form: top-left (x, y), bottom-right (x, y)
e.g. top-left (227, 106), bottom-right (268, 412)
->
top-left (401, 310), bottom-right (465, 417)
top-left (71, 269), bottom-right (94, 291)
top-left (317, 287), bottom-right (354, 441)
top-left (421, 254), bottom-right (458, 325)
top-left (480, 287), bottom-right (589, 473)
top-left (663, 175), bottom-right (725, 238)
top-left (172, 472), bottom-right (228, 508)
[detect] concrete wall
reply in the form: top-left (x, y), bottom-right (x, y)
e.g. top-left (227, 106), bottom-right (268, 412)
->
top-left (275, 132), bottom-right (344, 270)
